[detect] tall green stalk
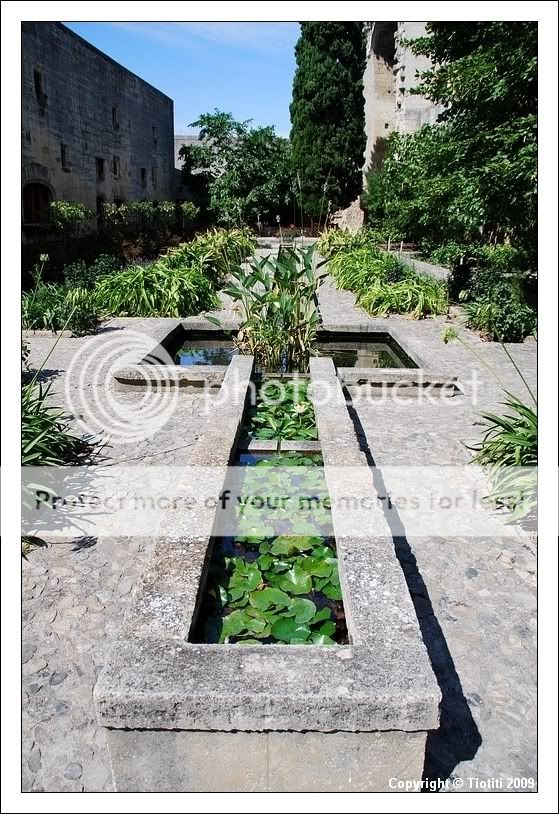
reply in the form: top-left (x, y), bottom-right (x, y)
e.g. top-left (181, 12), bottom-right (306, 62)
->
top-left (221, 245), bottom-right (324, 372)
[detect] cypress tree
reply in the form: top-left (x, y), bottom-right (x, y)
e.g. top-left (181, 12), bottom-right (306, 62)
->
top-left (290, 22), bottom-right (366, 219)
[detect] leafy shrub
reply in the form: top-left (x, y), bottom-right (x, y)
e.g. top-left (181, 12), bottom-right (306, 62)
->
top-left (49, 201), bottom-right (93, 230)
top-left (472, 396), bottom-right (537, 522)
top-left (63, 254), bottom-right (120, 289)
top-left (127, 200), bottom-right (176, 233)
top-left (359, 274), bottom-right (448, 318)
top-left (465, 298), bottom-right (537, 342)
top-left (179, 200), bottom-right (200, 224)
top-left (94, 262), bottom-right (218, 318)
top-left (329, 245), bottom-right (405, 290)
top-left (424, 242), bottom-right (473, 268)
top-left (462, 261), bottom-right (536, 342)
top-left (476, 244), bottom-right (528, 273)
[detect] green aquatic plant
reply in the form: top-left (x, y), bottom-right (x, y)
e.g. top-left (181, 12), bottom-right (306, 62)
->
top-left (245, 380), bottom-right (317, 440)
top-left (219, 244), bottom-right (323, 372)
top-left (196, 453), bottom-right (345, 645)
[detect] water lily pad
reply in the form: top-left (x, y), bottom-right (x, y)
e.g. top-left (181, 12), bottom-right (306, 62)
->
top-left (317, 620), bottom-right (336, 637)
top-left (256, 553), bottom-right (274, 570)
top-left (301, 557), bottom-right (334, 577)
top-left (271, 617), bottom-right (311, 643)
top-left (322, 583), bottom-right (343, 600)
top-left (249, 587), bottom-right (291, 611)
top-left (286, 597), bottom-right (317, 624)
top-left (290, 521), bottom-right (319, 536)
top-left (313, 607), bottom-right (332, 624)
top-left (310, 632), bottom-right (336, 645)
top-left (219, 610), bottom-right (248, 642)
top-left (277, 566), bottom-right (312, 595)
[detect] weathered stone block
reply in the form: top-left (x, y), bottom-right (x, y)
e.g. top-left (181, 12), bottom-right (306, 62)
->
top-left (105, 729), bottom-right (428, 792)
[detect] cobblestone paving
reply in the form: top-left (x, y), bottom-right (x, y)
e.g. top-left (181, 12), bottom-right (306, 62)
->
top-left (22, 288), bottom-right (537, 790)
top-left (319, 277), bottom-right (537, 790)
top-left (22, 319), bottom-right (212, 791)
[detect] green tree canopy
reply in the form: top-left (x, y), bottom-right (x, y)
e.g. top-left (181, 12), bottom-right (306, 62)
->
top-left (179, 110), bottom-right (292, 226)
top-left (290, 22), bottom-right (366, 219)
top-left (366, 22), bottom-right (537, 255)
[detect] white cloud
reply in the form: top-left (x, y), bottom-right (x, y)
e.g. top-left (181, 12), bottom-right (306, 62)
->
top-left (110, 21), bottom-right (300, 55)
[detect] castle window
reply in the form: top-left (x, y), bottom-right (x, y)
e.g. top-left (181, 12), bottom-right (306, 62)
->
top-left (112, 106), bottom-right (119, 130)
top-left (152, 126), bottom-right (158, 144)
top-left (60, 144), bottom-right (68, 169)
top-left (151, 166), bottom-right (157, 189)
top-left (96, 157), bottom-right (105, 180)
top-left (140, 168), bottom-right (147, 187)
top-left (113, 156), bottom-right (120, 178)
top-left (33, 69), bottom-right (44, 100)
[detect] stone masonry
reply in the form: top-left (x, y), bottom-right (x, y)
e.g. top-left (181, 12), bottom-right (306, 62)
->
top-left (22, 23), bottom-right (174, 239)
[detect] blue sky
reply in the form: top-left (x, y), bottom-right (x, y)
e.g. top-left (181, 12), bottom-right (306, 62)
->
top-left (64, 21), bottom-right (300, 136)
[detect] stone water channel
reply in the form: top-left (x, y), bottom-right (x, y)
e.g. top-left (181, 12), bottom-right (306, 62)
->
top-left (94, 354), bottom-right (441, 791)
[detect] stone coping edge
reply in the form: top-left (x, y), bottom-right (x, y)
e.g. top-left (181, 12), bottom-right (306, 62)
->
top-left (112, 364), bottom-right (228, 387)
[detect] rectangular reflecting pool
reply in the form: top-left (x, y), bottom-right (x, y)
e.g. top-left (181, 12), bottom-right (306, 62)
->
top-left (314, 332), bottom-right (417, 369)
top-left (166, 329), bottom-right (418, 369)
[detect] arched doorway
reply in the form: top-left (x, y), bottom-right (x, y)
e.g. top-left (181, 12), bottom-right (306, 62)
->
top-left (22, 182), bottom-right (52, 224)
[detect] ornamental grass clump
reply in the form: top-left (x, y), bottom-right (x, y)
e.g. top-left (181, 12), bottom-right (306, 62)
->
top-left (22, 256), bottom-right (100, 336)
top-left (358, 273), bottom-right (449, 319)
top-left (443, 327), bottom-right (537, 522)
top-left (316, 227), bottom-right (377, 259)
top-left (94, 261), bottom-right (218, 318)
top-left (328, 245), bottom-right (405, 290)
top-left (162, 227), bottom-right (256, 286)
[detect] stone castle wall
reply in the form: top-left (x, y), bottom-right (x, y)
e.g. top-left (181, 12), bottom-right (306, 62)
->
top-left (363, 21), bottom-right (441, 176)
top-left (335, 21), bottom-right (441, 231)
top-left (22, 22), bottom-right (175, 236)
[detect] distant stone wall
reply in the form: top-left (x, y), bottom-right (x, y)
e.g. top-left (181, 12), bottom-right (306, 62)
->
top-left (331, 198), bottom-right (364, 233)
top-left (22, 23), bottom-right (175, 240)
top-left (334, 21), bottom-right (442, 231)
top-left (363, 21), bottom-right (442, 174)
